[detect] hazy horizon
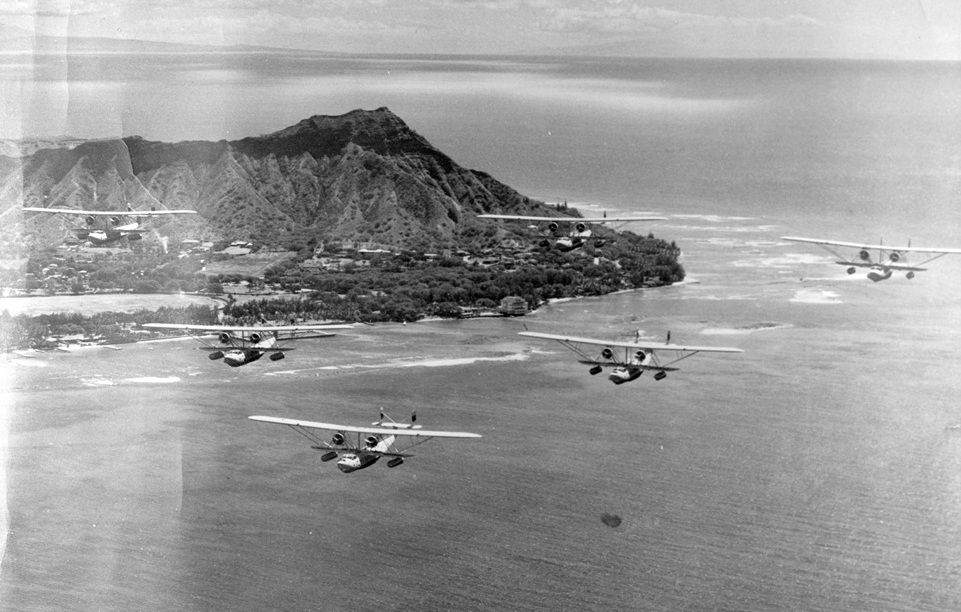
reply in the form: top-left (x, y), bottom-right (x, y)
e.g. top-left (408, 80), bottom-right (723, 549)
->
top-left (1, 1), bottom-right (959, 61)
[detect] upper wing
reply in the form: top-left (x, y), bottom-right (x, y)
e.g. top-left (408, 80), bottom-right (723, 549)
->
top-left (478, 214), bottom-right (665, 223)
top-left (141, 323), bottom-right (353, 332)
top-left (248, 416), bottom-right (481, 438)
top-left (23, 207), bottom-right (197, 216)
top-left (519, 331), bottom-right (743, 353)
top-left (781, 236), bottom-right (961, 255)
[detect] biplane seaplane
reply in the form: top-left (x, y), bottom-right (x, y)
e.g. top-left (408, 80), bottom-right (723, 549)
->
top-left (477, 213), bottom-right (665, 251)
top-left (780, 236), bottom-right (961, 282)
top-left (519, 331), bottom-right (743, 384)
top-left (141, 322), bottom-right (352, 367)
top-left (21, 205), bottom-right (197, 245)
top-left (249, 411), bottom-right (481, 473)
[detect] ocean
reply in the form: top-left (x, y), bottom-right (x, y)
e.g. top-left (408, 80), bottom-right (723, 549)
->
top-left (2, 54), bottom-right (961, 611)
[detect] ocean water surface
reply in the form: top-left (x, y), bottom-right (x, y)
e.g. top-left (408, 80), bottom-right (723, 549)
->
top-left (2, 54), bottom-right (961, 611)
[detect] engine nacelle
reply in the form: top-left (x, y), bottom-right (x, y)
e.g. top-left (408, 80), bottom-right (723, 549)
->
top-left (593, 239), bottom-right (606, 248)
top-left (859, 249), bottom-right (871, 261)
top-left (207, 351), bottom-right (224, 360)
top-left (85, 215), bottom-right (96, 226)
top-left (365, 435), bottom-right (379, 448)
top-left (331, 433), bottom-right (345, 445)
top-left (249, 332), bottom-right (262, 344)
top-left (634, 350), bottom-right (648, 363)
top-left (269, 351), bottom-right (285, 361)
top-left (575, 222), bottom-right (587, 233)
top-left (889, 251), bottom-right (901, 262)
top-left (387, 457), bottom-right (404, 468)
top-left (218, 332), bottom-right (231, 344)
top-left (320, 451), bottom-right (338, 462)
top-left (547, 222), bottom-right (559, 234)
top-left (109, 215), bottom-right (122, 226)
top-left (600, 347), bottom-right (614, 360)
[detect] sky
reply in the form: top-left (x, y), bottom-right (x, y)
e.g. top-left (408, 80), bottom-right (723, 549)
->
top-left (0, 0), bottom-right (959, 60)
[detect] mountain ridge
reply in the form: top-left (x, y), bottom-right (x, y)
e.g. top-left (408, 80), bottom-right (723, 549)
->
top-left (5, 107), bottom-right (567, 249)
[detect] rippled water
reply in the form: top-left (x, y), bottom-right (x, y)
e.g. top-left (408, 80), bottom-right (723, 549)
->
top-left (3, 55), bottom-right (961, 611)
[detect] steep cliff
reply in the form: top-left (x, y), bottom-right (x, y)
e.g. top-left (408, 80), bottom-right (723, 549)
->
top-left (5, 108), bottom-right (561, 248)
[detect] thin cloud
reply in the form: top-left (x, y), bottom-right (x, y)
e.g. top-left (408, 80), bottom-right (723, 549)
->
top-left (542, 4), bottom-right (821, 35)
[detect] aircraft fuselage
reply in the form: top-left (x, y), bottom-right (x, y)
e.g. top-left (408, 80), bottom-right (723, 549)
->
top-left (223, 350), bottom-right (265, 367)
top-left (609, 366), bottom-right (643, 385)
top-left (336, 452), bottom-right (381, 473)
top-left (867, 267), bottom-right (894, 282)
top-left (335, 434), bottom-right (396, 473)
top-left (220, 335), bottom-right (277, 366)
top-left (77, 221), bottom-right (142, 245)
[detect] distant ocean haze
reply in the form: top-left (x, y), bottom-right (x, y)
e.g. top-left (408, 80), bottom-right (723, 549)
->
top-left (3, 54), bottom-right (958, 241)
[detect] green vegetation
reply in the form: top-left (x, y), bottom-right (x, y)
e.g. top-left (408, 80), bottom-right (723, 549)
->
top-left (1, 228), bottom-right (683, 350)
top-left (227, 230), bottom-right (682, 324)
top-left (0, 305), bottom-right (219, 350)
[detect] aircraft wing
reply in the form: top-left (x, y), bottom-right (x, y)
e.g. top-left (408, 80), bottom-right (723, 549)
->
top-left (781, 236), bottom-right (961, 255)
top-left (249, 416), bottom-right (481, 438)
top-left (478, 214), bottom-right (665, 223)
top-left (141, 323), bottom-right (353, 332)
top-left (22, 207), bottom-right (197, 216)
top-left (519, 331), bottom-right (743, 353)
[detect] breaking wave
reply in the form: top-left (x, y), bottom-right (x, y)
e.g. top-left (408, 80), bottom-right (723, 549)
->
top-left (790, 290), bottom-right (843, 305)
top-left (701, 322), bottom-right (793, 335)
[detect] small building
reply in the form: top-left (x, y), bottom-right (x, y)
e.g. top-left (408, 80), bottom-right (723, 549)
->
top-left (498, 296), bottom-right (528, 316)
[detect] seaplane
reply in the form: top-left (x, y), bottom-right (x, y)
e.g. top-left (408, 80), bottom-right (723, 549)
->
top-left (248, 411), bottom-right (481, 473)
top-left (519, 331), bottom-right (743, 384)
top-left (781, 236), bottom-right (961, 282)
top-left (21, 205), bottom-right (197, 245)
top-left (478, 212), bottom-right (665, 251)
top-left (141, 322), bottom-right (353, 367)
